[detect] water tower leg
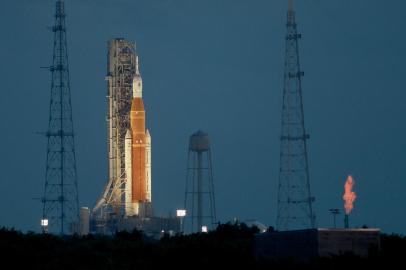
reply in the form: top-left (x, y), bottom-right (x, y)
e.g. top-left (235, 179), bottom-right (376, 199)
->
top-left (197, 151), bottom-right (203, 232)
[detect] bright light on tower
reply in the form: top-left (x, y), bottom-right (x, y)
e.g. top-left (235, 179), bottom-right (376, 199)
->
top-left (41, 219), bottom-right (49, 226)
top-left (177, 209), bottom-right (187, 234)
top-left (201, 226), bottom-right (208, 233)
top-left (177, 209), bottom-right (186, 217)
top-left (41, 219), bottom-right (49, 234)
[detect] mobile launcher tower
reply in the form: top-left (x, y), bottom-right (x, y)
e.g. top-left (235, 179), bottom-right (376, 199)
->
top-left (92, 39), bottom-right (177, 234)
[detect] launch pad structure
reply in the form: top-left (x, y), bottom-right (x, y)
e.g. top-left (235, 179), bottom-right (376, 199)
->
top-left (255, 228), bottom-right (381, 261)
top-left (91, 39), bottom-right (178, 234)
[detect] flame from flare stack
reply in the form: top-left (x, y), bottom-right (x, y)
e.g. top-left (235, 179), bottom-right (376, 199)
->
top-left (343, 175), bottom-right (357, 214)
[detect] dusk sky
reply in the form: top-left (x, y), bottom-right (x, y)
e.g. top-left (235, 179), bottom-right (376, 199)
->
top-left (0, 0), bottom-right (405, 234)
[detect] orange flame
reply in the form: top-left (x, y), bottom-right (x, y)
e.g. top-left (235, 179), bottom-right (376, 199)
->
top-left (343, 175), bottom-right (357, 214)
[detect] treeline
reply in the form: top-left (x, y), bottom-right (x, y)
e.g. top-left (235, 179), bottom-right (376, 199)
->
top-left (0, 224), bottom-right (405, 269)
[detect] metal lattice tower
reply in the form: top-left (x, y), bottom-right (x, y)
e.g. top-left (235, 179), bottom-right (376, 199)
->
top-left (276, 0), bottom-right (316, 231)
top-left (42, 0), bottom-right (79, 234)
top-left (184, 131), bottom-right (217, 233)
top-left (92, 39), bottom-right (137, 233)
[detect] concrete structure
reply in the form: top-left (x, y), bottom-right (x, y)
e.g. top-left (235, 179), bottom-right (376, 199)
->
top-left (255, 228), bottom-right (380, 261)
top-left (79, 207), bottom-right (90, 236)
top-left (118, 216), bottom-right (180, 237)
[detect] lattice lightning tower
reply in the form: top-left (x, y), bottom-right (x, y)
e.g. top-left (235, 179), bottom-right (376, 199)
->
top-left (42, 0), bottom-right (79, 234)
top-left (276, 0), bottom-right (316, 231)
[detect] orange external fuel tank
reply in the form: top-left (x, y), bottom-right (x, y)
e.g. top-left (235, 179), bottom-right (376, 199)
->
top-left (130, 97), bottom-right (147, 202)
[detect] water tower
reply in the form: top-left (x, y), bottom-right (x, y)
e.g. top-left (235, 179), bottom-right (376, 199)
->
top-left (184, 130), bottom-right (217, 233)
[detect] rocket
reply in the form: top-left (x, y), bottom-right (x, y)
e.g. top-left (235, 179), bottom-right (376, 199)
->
top-left (124, 55), bottom-right (152, 216)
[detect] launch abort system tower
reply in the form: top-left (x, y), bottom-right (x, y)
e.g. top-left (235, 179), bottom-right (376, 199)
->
top-left (276, 0), bottom-right (316, 231)
top-left (41, 0), bottom-right (79, 235)
top-left (184, 131), bottom-right (217, 233)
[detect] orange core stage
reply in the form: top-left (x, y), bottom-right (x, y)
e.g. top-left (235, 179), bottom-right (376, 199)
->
top-left (130, 97), bottom-right (147, 202)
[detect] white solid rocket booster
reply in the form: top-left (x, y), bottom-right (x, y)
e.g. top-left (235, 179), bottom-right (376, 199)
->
top-left (146, 129), bottom-right (152, 202)
top-left (125, 129), bottom-right (138, 216)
